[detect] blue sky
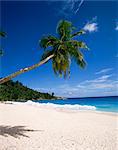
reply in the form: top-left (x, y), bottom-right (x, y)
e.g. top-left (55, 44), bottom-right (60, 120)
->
top-left (1, 0), bottom-right (118, 97)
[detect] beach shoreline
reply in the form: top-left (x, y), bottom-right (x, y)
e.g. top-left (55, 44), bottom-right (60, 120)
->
top-left (1, 101), bottom-right (117, 115)
top-left (0, 102), bottom-right (118, 150)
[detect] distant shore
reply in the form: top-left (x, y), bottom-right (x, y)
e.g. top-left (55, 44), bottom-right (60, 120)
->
top-left (68, 95), bottom-right (118, 99)
top-left (0, 102), bottom-right (117, 150)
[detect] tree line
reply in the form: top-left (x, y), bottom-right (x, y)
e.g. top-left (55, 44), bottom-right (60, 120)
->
top-left (0, 80), bottom-right (57, 101)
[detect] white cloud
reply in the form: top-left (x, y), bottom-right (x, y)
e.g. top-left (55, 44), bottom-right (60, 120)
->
top-left (35, 74), bottom-right (118, 98)
top-left (95, 68), bottom-right (113, 74)
top-left (115, 22), bottom-right (118, 31)
top-left (55, 0), bottom-right (84, 17)
top-left (75, 0), bottom-right (84, 14)
top-left (77, 75), bottom-right (116, 90)
top-left (83, 17), bottom-right (98, 33)
top-left (83, 22), bottom-right (98, 33)
top-left (82, 75), bottom-right (113, 84)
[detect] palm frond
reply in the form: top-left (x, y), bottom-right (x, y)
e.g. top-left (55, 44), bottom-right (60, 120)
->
top-left (40, 36), bottom-right (58, 49)
top-left (0, 50), bottom-right (4, 56)
top-left (0, 31), bottom-right (6, 37)
top-left (41, 50), bottom-right (54, 61)
top-left (56, 20), bottom-right (75, 41)
top-left (52, 50), bottom-right (70, 78)
top-left (0, 31), bottom-right (6, 57)
top-left (73, 51), bottom-right (86, 68)
top-left (68, 40), bottom-right (89, 50)
top-left (77, 41), bottom-right (89, 50)
top-left (76, 58), bottom-right (86, 68)
top-left (67, 45), bottom-right (86, 68)
top-left (71, 30), bottom-right (85, 38)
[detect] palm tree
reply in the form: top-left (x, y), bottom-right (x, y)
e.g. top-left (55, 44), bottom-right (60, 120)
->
top-left (0, 31), bottom-right (6, 56)
top-left (0, 50), bottom-right (4, 56)
top-left (0, 20), bottom-right (89, 84)
top-left (0, 31), bottom-right (6, 37)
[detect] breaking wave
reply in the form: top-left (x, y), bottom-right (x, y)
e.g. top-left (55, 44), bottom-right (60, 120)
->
top-left (25, 100), bottom-right (96, 111)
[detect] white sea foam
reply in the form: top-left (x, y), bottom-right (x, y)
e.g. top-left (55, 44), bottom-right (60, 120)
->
top-left (25, 100), bottom-right (96, 111)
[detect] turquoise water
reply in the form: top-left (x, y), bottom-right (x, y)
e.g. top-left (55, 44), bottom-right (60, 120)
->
top-left (33, 96), bottom-right (118, 113)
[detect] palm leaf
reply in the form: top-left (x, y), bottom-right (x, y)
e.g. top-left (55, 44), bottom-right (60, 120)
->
top-left (52, 50), bottom-right (70, 78)
top-left (0, 50), bottom-right (4, 56)
top-left (41, 50), bottom-right (54, 61)
top-left (68, 40), bottom-right (89, 50)
top-left (73, 51), bottom-right (86, 69)
top-left (56, 20), bottom-right (75, 41)
top-left (40, 36), bottom-right (58, 49)
top-left (76, 58), bottom-right (86, 68)
top-left (77, 41), bottom-right (89, 49)
top-left (0, 31), bottom-right (6, 37)
top-left (67, 45), bottom-right (86, 68)
top-left (71, 30), bottom-right (85, 38)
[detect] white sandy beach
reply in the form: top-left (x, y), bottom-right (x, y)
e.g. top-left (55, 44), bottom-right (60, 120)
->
top-left (0, 102), bottom-right (118, 150)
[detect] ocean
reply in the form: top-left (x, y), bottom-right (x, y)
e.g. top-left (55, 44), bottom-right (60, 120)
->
top-left (27, 96), bottom-right (118, 113)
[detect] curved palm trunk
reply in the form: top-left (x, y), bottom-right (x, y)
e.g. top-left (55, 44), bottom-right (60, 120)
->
top-left (0, 54), bottom-right (54, 84)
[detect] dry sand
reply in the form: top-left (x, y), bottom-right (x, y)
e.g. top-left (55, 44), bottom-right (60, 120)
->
top-left (0, 102), bottom-right (118, 150)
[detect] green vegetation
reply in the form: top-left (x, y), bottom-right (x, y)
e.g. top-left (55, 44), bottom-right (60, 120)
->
top-left (0, 20), bottom-right (89, 84)
top-left (0, 80), bottom-right (57, 101)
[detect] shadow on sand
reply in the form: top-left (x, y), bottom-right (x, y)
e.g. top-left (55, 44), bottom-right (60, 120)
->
top-left (0, 125), bottom-right (41, 138)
